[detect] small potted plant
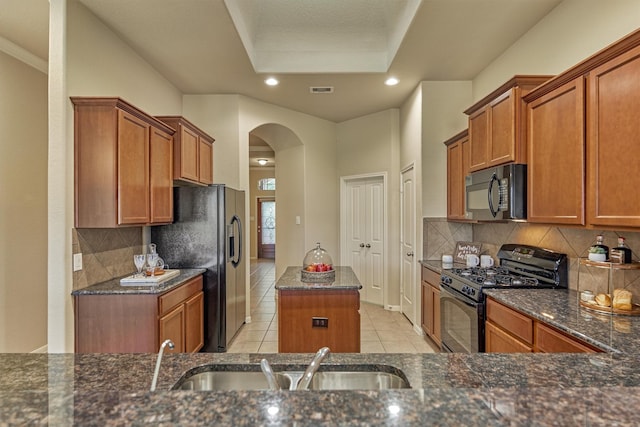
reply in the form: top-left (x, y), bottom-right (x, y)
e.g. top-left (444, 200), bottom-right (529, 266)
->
top-left (588, 246), bottom-right (608, 262)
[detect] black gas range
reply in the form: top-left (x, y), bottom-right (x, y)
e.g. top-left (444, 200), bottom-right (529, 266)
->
top-left (439, 244), bottom-right (567, 353)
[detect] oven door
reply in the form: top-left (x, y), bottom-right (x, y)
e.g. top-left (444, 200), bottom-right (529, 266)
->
top-left (439, 283), bottom-right (484, 353)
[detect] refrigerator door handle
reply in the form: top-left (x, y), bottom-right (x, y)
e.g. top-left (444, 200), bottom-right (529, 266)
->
top-left (230, 214), bottom-right (243, 267)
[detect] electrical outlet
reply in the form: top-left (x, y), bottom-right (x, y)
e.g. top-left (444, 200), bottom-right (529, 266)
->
top-left (73, 253), bottom-right (83, 271)
top-left (312, 317), bottom-right (329, 328)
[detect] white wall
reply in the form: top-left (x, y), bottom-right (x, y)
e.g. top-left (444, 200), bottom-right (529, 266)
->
top-left (421, 81), bottom-right (472, 218)
top-left (184, 94), bottom-right (339, 280)
top-left (473, 0), bottom-right (640, 101)
top-left (48, 0), bottom-right (184, 351)
top-left (0, 50), bottom-right (48, 352)
top-left (336, 109), bottom-right (401, 306)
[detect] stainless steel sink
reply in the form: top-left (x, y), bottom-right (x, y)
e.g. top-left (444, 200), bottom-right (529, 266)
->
top-left (307, 371), bottom-right (410, 390)
top-left (172, 365), bottom-right (410, 391)
top-left (173, 370), bottom-right (292, 391)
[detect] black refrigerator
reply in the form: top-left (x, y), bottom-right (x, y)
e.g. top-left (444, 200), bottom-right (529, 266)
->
top-left (151, 184), bottom-right (246, 352)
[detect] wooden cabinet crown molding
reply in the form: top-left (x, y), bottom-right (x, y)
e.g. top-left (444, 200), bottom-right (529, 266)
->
top-left (442, 128), bottom-right (469, 146)
top-left (524, 27), bottom-right (640, 102)
top-left (154, 116), bottom-right (215, 145)
top-left (464, 75), bottom-right (554, 116)
top-left (70, 97), bottom-right (175, 135)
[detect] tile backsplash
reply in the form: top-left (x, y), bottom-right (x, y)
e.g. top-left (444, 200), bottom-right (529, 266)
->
top-left (72, 228), bottom-right (144, 290)
top-left (423, 218), bottom-right (640, 290)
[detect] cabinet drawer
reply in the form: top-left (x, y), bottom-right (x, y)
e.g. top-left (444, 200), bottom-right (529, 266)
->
top-left (486, 298), bottom-right (533, 345)
top-left (486, 321), bottom-right (533, 353)
top-left (421, 266), bottom-right (440, 287)
top-left (535, 323), bottom-right (599, 353)
top-left (159, 275), bottom-right (203, 316)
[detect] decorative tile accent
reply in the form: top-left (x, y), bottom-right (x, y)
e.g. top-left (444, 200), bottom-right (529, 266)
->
top-left (72, 228), bottom-right (144, 290)
top-left (423, 219), bottom-right (640, 291)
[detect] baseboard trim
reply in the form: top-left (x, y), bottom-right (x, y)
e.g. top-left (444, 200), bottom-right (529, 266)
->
top-left (31, 345), bottom-right (48, 353)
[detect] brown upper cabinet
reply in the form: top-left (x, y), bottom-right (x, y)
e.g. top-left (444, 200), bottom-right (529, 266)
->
top-left (524, 27), bottom-right (640, 229)
top-left (464, 76), bottom-right (553, 173)
top-left (526, 77), bottom-right (586, 225)
top-left (444, 129), bottom-right (470, 221)
top-left (72, 97), bottom-right (175, 228)
top-left (155, 116), bottom-right (214, 186)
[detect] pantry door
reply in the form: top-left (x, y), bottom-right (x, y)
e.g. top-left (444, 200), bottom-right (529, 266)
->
top-left (400, 166), bottom-right (415, 324)
top-left (341, 174), bottom-right (386, 306)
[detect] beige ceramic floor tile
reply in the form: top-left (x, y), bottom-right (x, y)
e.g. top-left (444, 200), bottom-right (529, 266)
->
top-left (234, 329), bottom-right (267, 343)
top-left (360, 341), bottom-right (385, 353)
top-left (381, 341), bottom-right (417, 353)
top-left (258, 341), bottom-right (279, 353)
top-left (251, 313), bottom-right (276, 322)
top-left (360, 329), bottom-right (380, 342)
top-left (243, 321), bottom-right (271, 331)
top-left (228, 341), bottom-right (261, 353)
top-left (376, 329), bottom-right (410, 342)
top-left (264, 330), bottom-right (278, 341)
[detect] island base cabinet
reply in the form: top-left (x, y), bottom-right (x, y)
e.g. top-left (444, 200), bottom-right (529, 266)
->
top-left (74, 275), bottom-right (204, 353)
top-left (278, 289), bottom-right (360, 353)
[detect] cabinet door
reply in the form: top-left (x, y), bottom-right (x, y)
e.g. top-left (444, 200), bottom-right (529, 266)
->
top-left (485, 321), bottom-right (533, 353)
top-left (198, 138), bottom-right (213, 184)
top-left (159, 304), bottom-right (185, 353)
top-left (184, 291), bottom-right (204, 353)
top-left (117, 110), bottom-right (150, 225)
top-left (488, 89), bottom-right (516, 166)
top-left (178, 125), bottom-right (199, 182)
top-left (535, 323), bottom-right (597, 353)
top-left (588, 44), bottom-right (640, 228)
top-left (527, 77), bottom-right (585, 225)
top-left (469, 107), bottom-right (489, 171)
top-left (431, 286), bottom-right (441, 346)
top-left (421, 282), bottom-right (432, 336)
top-left (446, 134), bottom-right (469, 220)
top-left (149, 127), bottom-right (173, 224)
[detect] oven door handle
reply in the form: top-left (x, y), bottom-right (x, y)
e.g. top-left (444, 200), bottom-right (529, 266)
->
top-left (440, 282), bottom-right (480, 307)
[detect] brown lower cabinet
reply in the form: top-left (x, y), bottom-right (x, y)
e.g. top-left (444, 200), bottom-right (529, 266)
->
top-left (74, 275), bottom-right (204, 353)
top-left (421, 266), bottom-right (441, 348)
top-left (485, 297), bottom-right (601, 353)
top-left (277, 289), bottom-right (360, 353)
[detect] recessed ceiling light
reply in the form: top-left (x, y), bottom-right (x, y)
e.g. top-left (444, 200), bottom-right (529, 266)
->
top-left (385, 77), bottom-right (399, 86)
top-left (265, 77), bottom-right (279, 86)
top-left (257, 159), bottom-right (268, 166)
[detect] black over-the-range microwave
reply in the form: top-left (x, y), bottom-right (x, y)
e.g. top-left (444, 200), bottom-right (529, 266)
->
top-left (465, 164), bottom-right (526, 221)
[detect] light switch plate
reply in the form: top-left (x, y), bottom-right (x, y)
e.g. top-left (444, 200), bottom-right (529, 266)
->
top-left (73, 253), bottom-right (83, 271)
top-left (296, 215), bottom-right (301, 225)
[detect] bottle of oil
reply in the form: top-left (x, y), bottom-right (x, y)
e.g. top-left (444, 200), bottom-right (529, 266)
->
top-left (614, 237), bottom-right (633, 264)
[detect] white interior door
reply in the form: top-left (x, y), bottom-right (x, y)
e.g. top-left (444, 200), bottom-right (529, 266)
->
top-left (343, 176), bottom-right (385, 306)
top-left (400, 166), bottom-right (415, 323)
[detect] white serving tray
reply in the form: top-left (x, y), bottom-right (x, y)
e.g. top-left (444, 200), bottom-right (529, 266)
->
top-left (120, 269), bottom-right (180, 285)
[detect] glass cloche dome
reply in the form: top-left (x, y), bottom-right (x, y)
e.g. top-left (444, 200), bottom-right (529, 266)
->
top-left (303, 242), bottom-right (333, 271)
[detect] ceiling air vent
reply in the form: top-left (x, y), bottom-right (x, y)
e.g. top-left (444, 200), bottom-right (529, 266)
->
top-left (310, 86), bottom-right (334, 94)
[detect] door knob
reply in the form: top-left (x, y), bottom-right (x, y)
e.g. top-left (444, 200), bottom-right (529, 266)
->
top-left (359, 243), bottom-right (365, 248)
top-left (365, 244), bottom-right (371, 248)
top-left (407, 252), bottom-right (414, 257)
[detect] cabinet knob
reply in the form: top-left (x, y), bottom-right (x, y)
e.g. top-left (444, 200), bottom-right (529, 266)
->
top-left (359, 243), bottom-right (365, 248)
top-left (365, 244), bottom-right (371, 248)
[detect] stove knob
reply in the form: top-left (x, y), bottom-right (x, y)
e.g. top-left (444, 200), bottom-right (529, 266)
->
top-left (471, 289), bottom-right (476, 295)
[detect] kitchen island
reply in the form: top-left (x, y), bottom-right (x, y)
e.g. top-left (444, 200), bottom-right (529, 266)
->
top-left (4, 351), bottom-right (640, 425)
top-left (276, 266), bottom-right (362, 353)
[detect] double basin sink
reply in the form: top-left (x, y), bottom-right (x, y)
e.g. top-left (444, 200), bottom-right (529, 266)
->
top-left (172, 364), bottom-right (410, 391)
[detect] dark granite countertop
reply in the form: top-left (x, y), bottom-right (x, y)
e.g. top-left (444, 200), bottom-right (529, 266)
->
top-left (4, 352), bottom-right (640, 425)
top-left (71, 268), bottom-right (206, 295)
top-left (275, 266), bottom-right (362, 290)
top-left (484, 288), bottom-right (640, 353)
